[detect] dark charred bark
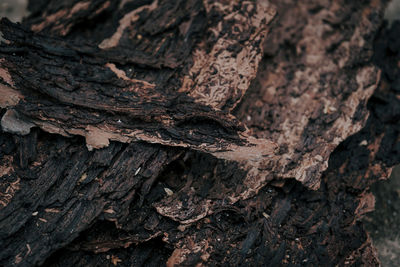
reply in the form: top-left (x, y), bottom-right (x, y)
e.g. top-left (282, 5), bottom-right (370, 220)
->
top-left (0, 0), bottom-right (399, 266)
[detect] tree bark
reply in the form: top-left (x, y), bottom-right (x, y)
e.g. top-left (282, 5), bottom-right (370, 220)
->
top-left (0, 0), bottom-right (399, 266)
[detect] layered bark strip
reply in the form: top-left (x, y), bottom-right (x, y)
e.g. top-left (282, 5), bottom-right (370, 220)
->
top-left (0, 0), bottom-right (385, 191)
top-left (0, 0), bottom-right (276, 159)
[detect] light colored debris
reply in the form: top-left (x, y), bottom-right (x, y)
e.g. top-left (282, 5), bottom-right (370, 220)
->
top-left (134, 167), bottom-right (141, 176)
top-left (164, 187), bottom-right (174, 196)
top-left (1, 109), bottom-right (34, 135)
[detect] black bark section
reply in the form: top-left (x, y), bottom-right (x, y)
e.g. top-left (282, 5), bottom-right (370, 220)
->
top-left (0, 130), bottom-right (182, 266)
top-left (0, 18), bottom-right (244, 150)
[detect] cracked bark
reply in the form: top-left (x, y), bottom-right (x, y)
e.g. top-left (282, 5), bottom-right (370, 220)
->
top-left (0, 0), bottom-right (399, 266)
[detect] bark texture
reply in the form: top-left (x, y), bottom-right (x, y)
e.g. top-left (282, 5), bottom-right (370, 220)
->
top-left (0, 0), bottom-right (399, 266)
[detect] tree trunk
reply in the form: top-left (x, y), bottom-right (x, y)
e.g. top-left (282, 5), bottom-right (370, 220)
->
top-left (0, 0), bottom-right (399, 266)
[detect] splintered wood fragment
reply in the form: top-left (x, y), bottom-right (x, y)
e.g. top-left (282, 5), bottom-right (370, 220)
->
top-left (0, 1), bottom-right (278, 171)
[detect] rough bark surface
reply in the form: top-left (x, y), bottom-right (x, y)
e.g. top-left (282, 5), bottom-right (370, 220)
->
top-left (0, 0), bottom-right (399, 266)
top-left (0, 0), bottom-right (276, 156)
top-left (235, 0), bottom-right (384, 189)
top-left (0, 0), bottom-right (384, 191)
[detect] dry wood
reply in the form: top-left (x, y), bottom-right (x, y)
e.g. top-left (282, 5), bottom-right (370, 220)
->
top-left (0, 0), bottom-right (398, 266)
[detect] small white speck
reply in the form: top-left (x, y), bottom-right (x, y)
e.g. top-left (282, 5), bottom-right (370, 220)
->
top-left (315, 155), bottom-right (323, 162)
top-left (246, 115), bottom-right (252, 121)
top-left (328, 106), bottom-right (337, 112)
top-left (164, 187), bottom-right (173, 196)
top-left (134, 167), bottom-right (141, 176)
top-left (135, 167), bottom-right (142, 176)
top-left (117, 119), bottom-right (122, 123)
top-left (32, 211), bottom-right (38, 216)
top-left (262, 212), bottom-right (270, 219)
top-left (359, 140), bottom-right (368, 146)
